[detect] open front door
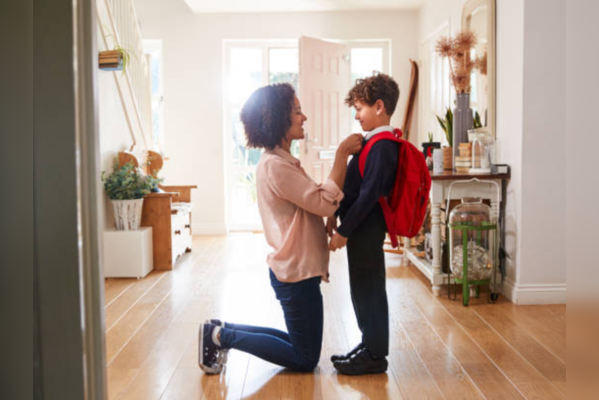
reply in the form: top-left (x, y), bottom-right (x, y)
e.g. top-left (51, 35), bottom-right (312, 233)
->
top-left (299, 36), bottom-right (350, 183)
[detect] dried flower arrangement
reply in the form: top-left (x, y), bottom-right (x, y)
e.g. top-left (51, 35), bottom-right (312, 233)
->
top-left (435, 31), bottom-right (482, 94)
top-left (476, 49), bottom-right (487, 76)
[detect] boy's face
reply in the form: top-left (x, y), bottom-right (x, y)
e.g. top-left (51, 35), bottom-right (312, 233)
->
top-left (353, 100), bottom-right (383, 132)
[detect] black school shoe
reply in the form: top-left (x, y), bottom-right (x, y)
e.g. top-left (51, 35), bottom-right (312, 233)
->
top-left (333, 347), bottom-right (388, 375)
top-left (330, 343), bottom-right (365, 363)
top-left (198, 323), bottom-right (223, 374)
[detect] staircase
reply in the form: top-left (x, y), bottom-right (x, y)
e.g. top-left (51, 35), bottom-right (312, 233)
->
top-left (96, 0), bottom-right (153, 152)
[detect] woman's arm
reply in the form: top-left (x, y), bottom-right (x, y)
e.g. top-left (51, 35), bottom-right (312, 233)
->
top-left (265, 161), bottom-right (343, 217)
top-left (265, 135), bottom-right (362, 217)
top-left (328, 133), bottom-right (363, 190)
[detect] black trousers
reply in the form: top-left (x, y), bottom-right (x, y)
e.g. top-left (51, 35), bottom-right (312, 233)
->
top-left (344, 207), bottom-right (389, 357)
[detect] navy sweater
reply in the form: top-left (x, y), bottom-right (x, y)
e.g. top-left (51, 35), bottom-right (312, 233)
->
top-left (337, 139), bottom-right (399, 237)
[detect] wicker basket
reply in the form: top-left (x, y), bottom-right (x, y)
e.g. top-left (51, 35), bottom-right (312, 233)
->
top-left (112, 198), bottom-right (144, 230)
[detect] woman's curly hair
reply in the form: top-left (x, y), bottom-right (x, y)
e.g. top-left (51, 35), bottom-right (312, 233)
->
top-left (345, 72), bottom-right (400, 116)
top-left (240, 83), bottom-right (296, 150)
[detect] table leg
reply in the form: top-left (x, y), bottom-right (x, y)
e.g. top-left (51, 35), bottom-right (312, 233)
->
top-left (491, 200), bottom-right (501, 290)
top-left (403, 236), bottom-right (411, 266)
top-left (491, 201), bottom-right (499, 222)
top-left (432, 202), bottom-right (442, 296)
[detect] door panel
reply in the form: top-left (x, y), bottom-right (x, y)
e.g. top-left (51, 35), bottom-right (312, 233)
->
top-left (299, 36), bottom-right (350, 183)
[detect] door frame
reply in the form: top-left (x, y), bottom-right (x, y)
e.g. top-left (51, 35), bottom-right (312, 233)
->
top-left (34, 0), bottom-right (107, 397)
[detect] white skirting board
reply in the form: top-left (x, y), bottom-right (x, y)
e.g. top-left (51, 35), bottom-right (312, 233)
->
top-left (502, 280), bottom-right (566, 305)
top-left (192, 222), bottom-right (227, 235)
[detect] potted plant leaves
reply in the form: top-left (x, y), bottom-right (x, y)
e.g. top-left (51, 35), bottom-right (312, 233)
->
top-left (102, 159), bottom-right (162, 230)
top-left (436, 108), bottom-right (454, 170)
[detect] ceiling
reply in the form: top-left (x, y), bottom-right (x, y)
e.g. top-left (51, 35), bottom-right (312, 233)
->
top-left (182, 0), bottom-right (424, 14)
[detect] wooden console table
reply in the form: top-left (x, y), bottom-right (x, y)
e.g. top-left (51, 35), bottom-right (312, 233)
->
top-left (141, 185), bottom-right (197, 270)
top-left (404, 170), bottom-right (510, 296)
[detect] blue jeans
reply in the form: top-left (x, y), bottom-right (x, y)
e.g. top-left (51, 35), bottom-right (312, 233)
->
top-left (219, 269), bottom-right (323, 372)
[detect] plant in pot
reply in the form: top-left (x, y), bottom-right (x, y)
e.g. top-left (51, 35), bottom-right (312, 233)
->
top-left (99, 39), bottom-right (133, 73)
top-left (422, 131), bottom-right (440, 171)
top-left (436, 107), bottom-right (454, 170)
top-left (102, 160), bottom-right (162, 230)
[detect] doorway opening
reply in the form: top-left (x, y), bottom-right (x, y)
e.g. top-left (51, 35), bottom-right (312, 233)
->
top-left (223, 41), bottom-right (299, 231)
top-left (223, 39), bottom-right (389, 232)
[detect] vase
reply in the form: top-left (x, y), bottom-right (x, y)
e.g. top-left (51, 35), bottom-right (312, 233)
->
top-left (452, 93), bottom-right (473, 169)
top-left (112, 198), bottom-right (144, 230)
top-left (443, 146), bottom-right (453, 170)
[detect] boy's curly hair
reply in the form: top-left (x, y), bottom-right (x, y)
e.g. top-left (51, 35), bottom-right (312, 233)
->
top-left (345, 72), bottom-right (400, 116)
top-left (240, 83), bottom-right (296, 150)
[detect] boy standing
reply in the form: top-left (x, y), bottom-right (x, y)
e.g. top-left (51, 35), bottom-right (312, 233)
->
top-left (328, 73), bottom-right (400, 375)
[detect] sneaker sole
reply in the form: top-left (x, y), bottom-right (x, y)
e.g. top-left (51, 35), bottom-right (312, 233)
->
top-left (334, 364), bottom-right (388, 376)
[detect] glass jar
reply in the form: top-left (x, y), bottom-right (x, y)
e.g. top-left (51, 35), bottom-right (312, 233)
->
top-left (448, 197), bottom-right (495, 281)
top-left (470, 133), bottom-right (495, 173)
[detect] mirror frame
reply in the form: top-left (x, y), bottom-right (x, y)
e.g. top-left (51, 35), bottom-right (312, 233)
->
top-left (462, 0), bottom-right (496, 139)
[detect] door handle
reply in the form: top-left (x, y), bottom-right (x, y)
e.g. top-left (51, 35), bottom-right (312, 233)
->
top-left (305, 131), bottom-right (318, 144)
top-left (304, 132), bottom-right (319, 154)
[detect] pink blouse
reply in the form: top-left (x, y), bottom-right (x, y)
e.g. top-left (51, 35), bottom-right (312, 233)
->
top-left (256, 146), bottom-right (344, 283)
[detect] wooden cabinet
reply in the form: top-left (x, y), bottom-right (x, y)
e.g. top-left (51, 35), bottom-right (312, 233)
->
top-left (141, 185), bottom-right (197, 270)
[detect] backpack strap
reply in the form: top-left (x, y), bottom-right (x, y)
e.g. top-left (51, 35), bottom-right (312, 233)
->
top-left (358, 128), bottom-right (403, 177)
top-left (357, 128), bottom-right (403, 247)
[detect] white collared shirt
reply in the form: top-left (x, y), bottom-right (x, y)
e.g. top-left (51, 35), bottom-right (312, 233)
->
top-left (364, 125), bottom-right (395, 141)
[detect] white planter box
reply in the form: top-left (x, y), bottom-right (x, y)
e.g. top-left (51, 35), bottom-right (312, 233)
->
top-left (103, 227), bottom-right (153, 278)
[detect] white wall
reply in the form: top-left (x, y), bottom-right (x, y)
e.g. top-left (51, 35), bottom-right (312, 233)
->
top-left (566, 0), bottom-right (599, 304)
top-left (418, 0), bottom-right (462, 38)
top-left (419, 0), bottom-right (565, 304)
top-left (96, 16), bottom-right (154, 229)
top-left (495, 0), bottom-right (524, 300)
top-left (519, 0), bottom-right (566, 290)
top-left (133, 0), bottom-right (420, 234)
top-left (97, 26), bottom-right (140, 229)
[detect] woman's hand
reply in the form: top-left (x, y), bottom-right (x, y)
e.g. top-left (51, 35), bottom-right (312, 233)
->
top-left (328, 134), bottom-right (363, 193)
top-left (338, 133), bottom-right (364, 155)
top-left (326, 217), bottom-right (338, 238)
top-left (328, 232), bottom-right (348, 251)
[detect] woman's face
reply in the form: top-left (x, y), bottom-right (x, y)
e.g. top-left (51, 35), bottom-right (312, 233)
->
top-left (285, 96), bottom-right (307, 142)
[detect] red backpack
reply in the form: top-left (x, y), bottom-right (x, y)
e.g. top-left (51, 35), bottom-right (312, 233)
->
top-left (358, 128), bottom-right (431, 247)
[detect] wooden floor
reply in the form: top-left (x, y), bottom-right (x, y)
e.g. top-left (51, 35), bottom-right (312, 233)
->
top-left (104, 234), bottom-right (566, 399)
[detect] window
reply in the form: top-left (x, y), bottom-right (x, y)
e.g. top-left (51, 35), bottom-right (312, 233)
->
top-left (224, 41), bottom-right (298, 231)
top-left (348, 41), bottom-right (390, 133)
top-left (143, 40), bottom-right (164, 151)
